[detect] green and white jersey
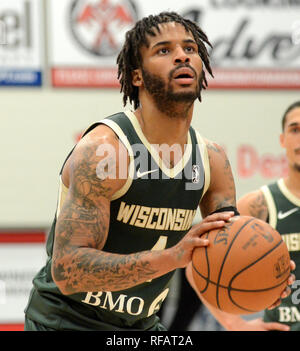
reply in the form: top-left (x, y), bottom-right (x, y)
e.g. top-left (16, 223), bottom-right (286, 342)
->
top-left (262, 179), bottom-right (300, 330)
top-left (24, 111), bottom-right (210, 331)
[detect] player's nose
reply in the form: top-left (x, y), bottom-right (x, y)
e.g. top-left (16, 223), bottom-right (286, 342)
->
top-left (173, 47), bottom-right (190, 64)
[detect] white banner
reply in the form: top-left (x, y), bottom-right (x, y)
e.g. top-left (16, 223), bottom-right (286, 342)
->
top-left (0, 232), bottom-right (46, 324)
top-left (0, 0), bottom-right (43, 86)
top-left (49, 0), bottom-right (300, 88)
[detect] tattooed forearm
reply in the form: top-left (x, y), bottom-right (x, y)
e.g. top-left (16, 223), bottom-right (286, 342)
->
top-left (201, 141), bottom-right (236, 216)
top-left (211, 157), bottom-right (236, 209)
top-left (209, 195), bottom-right (235, 212)
top-left (53, 194), bottom-right (162, 294)
top-left (53, 243), bottom-right (159, 294)
top-left (248, 192), bottom-right (268, 221)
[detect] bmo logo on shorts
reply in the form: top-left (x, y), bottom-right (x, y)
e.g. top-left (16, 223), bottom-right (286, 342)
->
top-left (81, 288), bottom-right (169, 317)
top-left (69, 0), bottom-right (138, 56)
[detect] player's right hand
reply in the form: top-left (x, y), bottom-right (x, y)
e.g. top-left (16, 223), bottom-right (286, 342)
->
top-left (267, 260), bottom-right (296, 310)
top-left (172, 211), bottom-right (235, 268)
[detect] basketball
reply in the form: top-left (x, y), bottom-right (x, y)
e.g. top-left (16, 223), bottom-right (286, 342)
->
top-left (192, 215), bottom-right (291, 314)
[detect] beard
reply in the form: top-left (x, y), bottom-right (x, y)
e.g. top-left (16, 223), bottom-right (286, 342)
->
top-left (141, 65), bottom-right (201, 118)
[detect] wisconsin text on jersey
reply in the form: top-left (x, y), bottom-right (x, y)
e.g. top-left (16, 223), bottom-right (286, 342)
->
top-left (117, 201), bottom-right (197, 231)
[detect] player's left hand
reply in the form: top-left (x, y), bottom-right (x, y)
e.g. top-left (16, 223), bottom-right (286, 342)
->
top-left (268, 260), bottom-right (296, 310)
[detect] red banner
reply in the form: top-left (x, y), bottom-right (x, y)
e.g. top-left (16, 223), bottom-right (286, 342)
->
top-left (52, 67), bottom-right (300, 89)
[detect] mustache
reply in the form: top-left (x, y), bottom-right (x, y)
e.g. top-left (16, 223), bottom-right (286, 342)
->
top-left (168, 64), bottom-right (197, 80)
top-left (295, 148), bottom-right (300, 154)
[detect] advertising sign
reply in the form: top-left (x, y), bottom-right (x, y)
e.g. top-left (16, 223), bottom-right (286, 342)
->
top-left (0, 0), bottom-right (43, 86)
top-left (49, 0), bottom-right (300, 88)
top-left (0, 231), bottom-right (46, 330)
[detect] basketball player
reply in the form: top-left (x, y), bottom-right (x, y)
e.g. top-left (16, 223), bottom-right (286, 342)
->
top-left (186, 102), bottom-right (299, 331)
top-left (24, 12), bottom-right (293, 331)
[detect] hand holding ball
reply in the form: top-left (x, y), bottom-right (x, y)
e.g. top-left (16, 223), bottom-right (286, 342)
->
top-left (192, 216), bottom-right (290, 314)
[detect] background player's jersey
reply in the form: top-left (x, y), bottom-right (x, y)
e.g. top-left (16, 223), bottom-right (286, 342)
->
top-left (24, 111), bottom-right (210, 330)
top-left (261, 179), bottom-right (300, 330)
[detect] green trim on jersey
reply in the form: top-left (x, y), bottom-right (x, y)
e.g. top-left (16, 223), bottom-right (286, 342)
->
top-left (24, 111), bottom-right (209, 331)
top-left (262, 179), bottom-right (300, 330)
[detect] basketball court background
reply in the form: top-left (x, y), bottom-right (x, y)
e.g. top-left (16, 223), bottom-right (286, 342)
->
top-left (0, 0), bottom-right (299, 330)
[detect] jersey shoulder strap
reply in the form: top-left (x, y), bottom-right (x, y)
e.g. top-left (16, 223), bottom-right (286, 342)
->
top-left (261, 178), bottom-right (300, 229)
top-left (261, 182), bottom-right (278, 228)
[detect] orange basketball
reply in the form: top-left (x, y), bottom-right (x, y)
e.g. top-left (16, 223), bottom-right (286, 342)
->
top-left (192, 216), bottom-right (291, 314)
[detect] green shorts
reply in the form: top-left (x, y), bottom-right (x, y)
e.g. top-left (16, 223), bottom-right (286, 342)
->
top-left (24, 316), bottom-right (167, 331)
top-left (24, 317), bottom-right (57, 331)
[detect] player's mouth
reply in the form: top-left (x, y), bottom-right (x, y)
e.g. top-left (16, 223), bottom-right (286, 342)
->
top-left (172, 67), bottom-right (195, 85)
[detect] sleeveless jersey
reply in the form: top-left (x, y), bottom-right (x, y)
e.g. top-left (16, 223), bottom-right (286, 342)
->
top-left (261, 179), bottom-right (300, 330)
top-left (24, 111), bottom-right (210, 331)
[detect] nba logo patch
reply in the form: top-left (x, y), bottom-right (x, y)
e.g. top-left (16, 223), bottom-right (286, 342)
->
top-left (192, 165), bottom-right (200, 183)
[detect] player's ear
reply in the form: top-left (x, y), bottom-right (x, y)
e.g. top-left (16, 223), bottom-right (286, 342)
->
top-left (132, 69), bottom-right (143, 87)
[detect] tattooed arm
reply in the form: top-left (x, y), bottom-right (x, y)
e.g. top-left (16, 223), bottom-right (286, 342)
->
top-left (199, 140), bottom-right (236, 217)
top-left (52, 125), bottom-right (169, 294)
top-left (237, 190), bottom-right (268, 221)
top-left (52, 126), bottom-right (226, 295)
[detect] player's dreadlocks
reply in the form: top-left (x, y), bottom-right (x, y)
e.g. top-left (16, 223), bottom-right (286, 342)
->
top-left (117, 12), bottom-right (213, 109)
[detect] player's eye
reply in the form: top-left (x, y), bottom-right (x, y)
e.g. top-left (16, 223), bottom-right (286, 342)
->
top-left (157, 47), bottom-right (169, 55)
top-left (290, 127), bottom-right (300, 133)
top-left (185, 46), bottom-right (196, 53)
